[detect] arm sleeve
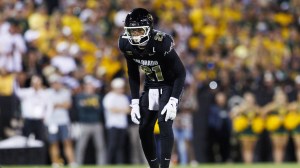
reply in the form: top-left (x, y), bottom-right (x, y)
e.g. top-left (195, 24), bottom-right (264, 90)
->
top-left (126, 57), bottom-right (140, 99)
top-left (118, 36), bottom-right (140, 99)
top-left (161, 34), bottom-right (186, 99)
top-left (118, 37), bottom-right (140, 99)
top-left (165, 50), bottom-right (186, 99)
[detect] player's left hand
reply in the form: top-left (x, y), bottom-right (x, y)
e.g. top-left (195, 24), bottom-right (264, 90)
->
top-left (161, 97), bottom-right (178, 122)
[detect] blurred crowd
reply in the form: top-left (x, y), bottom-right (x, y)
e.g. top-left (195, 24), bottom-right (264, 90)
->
top-left (1, 0), bottom-right (300, 166)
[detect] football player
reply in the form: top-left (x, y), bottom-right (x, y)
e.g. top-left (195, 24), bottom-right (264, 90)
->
top-left (118, 8), bottom-right (186, 168)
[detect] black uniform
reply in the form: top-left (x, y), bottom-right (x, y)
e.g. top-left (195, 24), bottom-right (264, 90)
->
top-left (119, 29), bottom-right (186, 99)
top-left (119, 29), bottom-right (186, 168)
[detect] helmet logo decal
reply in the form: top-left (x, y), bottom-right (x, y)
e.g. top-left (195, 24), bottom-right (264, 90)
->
top-left (147, 14), bottom-right (153, 22)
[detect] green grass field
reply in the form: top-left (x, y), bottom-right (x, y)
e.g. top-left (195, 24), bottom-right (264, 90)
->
top-left (1, 164), bottom-right (300, 168)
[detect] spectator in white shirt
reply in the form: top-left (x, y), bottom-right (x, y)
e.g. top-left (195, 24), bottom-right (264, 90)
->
top-left (51, 41), bottom-right (77, 75)
top-left (103, 78), bottom-right (130, 164)
top-left (45, 74), bottom-right (76, 168)
top-left (0, 19), bottom-right (26, 72)
top-left (16, 75), bottom-right (48, 141)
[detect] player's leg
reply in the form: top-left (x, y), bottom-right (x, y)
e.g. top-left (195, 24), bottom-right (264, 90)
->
top-left (157, 120), bottom-right (173, 168)
top-left (139, 91), bottom-right (159, 168)
top-left (158, 86), bottom-right (174, 168)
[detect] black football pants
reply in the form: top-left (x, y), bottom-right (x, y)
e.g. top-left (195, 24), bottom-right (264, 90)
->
top-left (139, 86), bottom-right (174, 168)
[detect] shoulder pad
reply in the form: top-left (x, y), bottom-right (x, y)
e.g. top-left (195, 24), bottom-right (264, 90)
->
top-left (152, 31), bottom-right (175, 56)
top-left (162, 34), bottom-right (175, 56)
top-left (118, 35), bottom-right (129, 53)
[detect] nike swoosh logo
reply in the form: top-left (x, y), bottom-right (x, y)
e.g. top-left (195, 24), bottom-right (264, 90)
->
top-left (164, 158), bottom-right (170, 161)
top-left (150, 158), bottom-right (157, 162)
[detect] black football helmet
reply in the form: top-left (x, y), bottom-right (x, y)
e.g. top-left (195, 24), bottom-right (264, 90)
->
top-left (123, 8), bottom-right (153, 46)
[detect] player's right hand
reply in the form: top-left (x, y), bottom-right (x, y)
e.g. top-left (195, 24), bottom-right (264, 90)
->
top-left (130, 99), bottom-right (141, 124)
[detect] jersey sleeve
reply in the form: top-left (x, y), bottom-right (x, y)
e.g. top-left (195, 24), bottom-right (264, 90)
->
top-left (163, 35), bottom-right (186, 99)
top-left (126, 57), bottom-right (140, 99)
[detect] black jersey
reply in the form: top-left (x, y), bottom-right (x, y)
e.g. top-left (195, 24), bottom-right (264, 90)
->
top-left (118, 30), bottom-right (186, 100)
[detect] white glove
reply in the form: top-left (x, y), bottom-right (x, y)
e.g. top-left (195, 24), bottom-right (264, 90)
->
top-left (130, 99), bottom-right (141, 124)
top-left (161, 97), bottom-right (178, 122)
